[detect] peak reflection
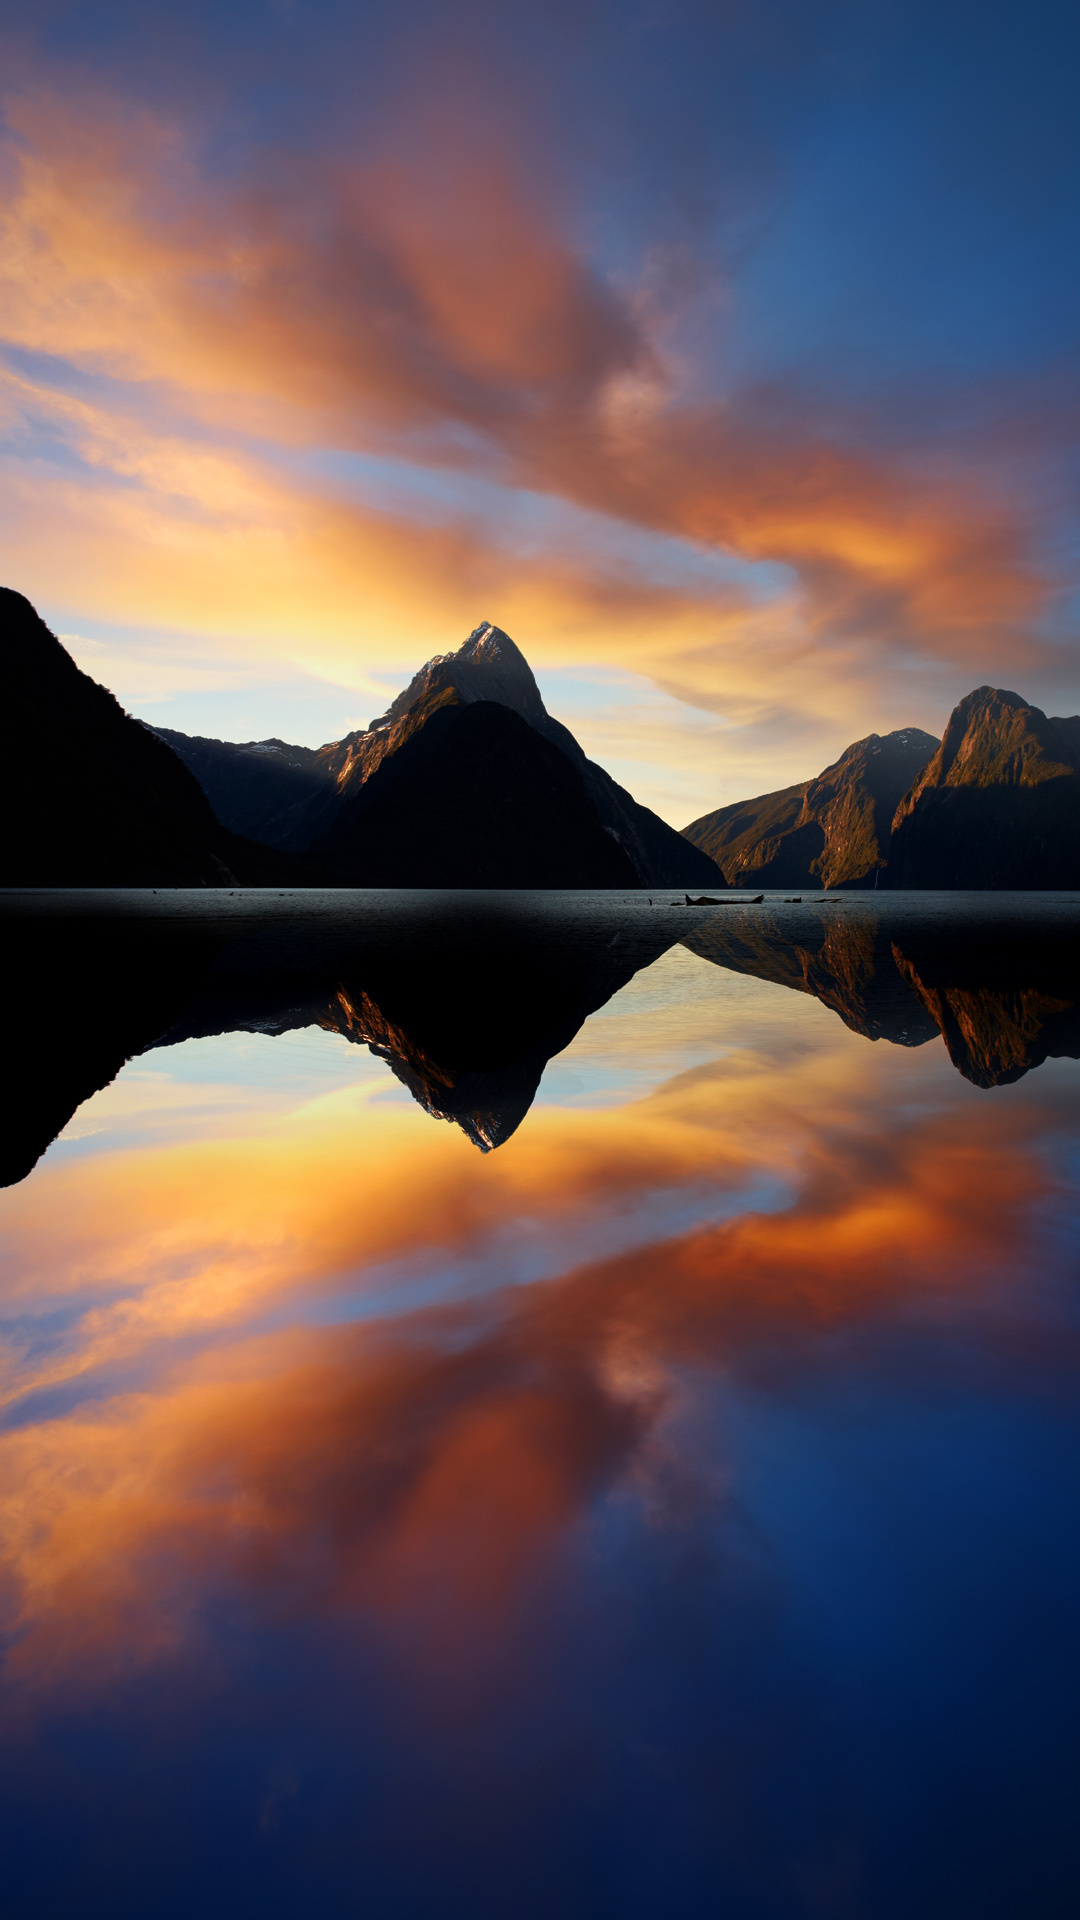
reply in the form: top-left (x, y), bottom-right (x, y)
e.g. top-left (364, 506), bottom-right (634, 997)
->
top-left (1, 891), bottom-right (688, 1184)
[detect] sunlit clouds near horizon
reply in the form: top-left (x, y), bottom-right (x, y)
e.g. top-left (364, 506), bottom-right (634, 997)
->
top-left (1, 0), bottom-right (1078, 819)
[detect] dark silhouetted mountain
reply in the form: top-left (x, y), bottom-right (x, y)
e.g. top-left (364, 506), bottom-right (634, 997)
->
top-left (0, 589), bottom-right (300, 886)
top-left (682, 728), bottom-right (938, 890)
top-left (311, 696), bottom-right (638, 886)
top-left (154, 894), bottom-right (687, 1149)
top-left (154, 621), bottom-right (723, 888)
top-left (888, 687), bottom-right (1080, 888)
top-left (0, 891), bottom-right (691, 1181)
top-left (0, 906), bottom-right (225, 1184)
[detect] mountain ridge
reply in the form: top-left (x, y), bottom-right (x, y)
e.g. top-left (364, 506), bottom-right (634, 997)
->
top-left (0, 592), bottom-right (719, 890)
top-left (154, 621), bottom-right (724, 889)
top-left (683, 727), bottom-right (939, 890)
top-left (685, 683), bottom-right (1080, 892)
top-left (7, 575), bottom-right (1080, 892)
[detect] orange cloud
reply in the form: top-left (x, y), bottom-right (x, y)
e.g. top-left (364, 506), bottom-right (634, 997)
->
top-left (0, 81), bottom-right (1060, 728)
top-left (0, 89), bottom-right (644, 436)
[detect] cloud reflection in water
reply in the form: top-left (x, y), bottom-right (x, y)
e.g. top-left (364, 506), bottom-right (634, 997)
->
top-left (1, 947), bottom-right (1079, 1917)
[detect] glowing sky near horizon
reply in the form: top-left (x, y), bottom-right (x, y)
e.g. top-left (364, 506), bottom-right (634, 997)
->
top-left (1, 0), bottom-right (1078, 821)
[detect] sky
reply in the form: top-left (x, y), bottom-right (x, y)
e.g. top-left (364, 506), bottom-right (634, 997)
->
top-left (1, 0), bottom-right (1078, 823)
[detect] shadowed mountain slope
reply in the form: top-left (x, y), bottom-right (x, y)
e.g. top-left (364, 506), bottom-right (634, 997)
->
top-left (0, 589), bottom-right (295, 886)
top-left (888, 687), bottom-right (1080, 888)
top-left (683, 728), bottom-right (938, 890)
top-left (155, 622), bottom-right (723, 889)
top-left (312, 696), bottom-right (639, 887)
top-left (151, 729), bottom-right (331, 851)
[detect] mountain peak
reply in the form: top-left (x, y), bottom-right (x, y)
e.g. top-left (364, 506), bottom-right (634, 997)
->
top-left (459, 619), bottom-right (518, 659)
top-left (888, 684), bottom-right (1080, 886)
top-left (135, 611), bottom-right (725, 889)
top-left (897, 687), bottom-right (1080, 812)
top-left (365, 620), bottom-right (548, 738)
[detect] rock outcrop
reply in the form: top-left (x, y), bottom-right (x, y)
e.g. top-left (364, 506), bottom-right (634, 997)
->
top-left (683, 728), bottom-right (938, 890)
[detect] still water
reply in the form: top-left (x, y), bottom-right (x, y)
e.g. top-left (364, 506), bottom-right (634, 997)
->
top-left (1, 891), bottom-right (1079, 1918)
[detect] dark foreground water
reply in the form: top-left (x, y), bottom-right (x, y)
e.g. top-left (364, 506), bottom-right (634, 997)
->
top-left (1, 890), bottom-right (1079, 1918)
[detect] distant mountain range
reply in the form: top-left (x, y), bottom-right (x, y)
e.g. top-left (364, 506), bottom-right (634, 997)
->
top-left (684, 686), bottom-right (1080, 889)
top-left (3, 583), bottom-right (1079, 888)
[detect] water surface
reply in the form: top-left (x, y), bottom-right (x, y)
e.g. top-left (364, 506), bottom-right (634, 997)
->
top-left (2, 891), bottom-right (1079, 1917)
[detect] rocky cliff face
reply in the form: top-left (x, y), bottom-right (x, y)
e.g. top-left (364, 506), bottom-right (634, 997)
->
top-left (0, 589), bottom-right (294, 886)
top-left (888, 687), bottom-right (1080, 888)
top-left (682, 728), bottom-right (939, 890)
top-left (156, 622), bottom-right (723, 889)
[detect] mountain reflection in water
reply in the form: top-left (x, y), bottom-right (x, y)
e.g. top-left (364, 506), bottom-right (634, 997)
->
top-left (1, 891), bottom-right (1079, 1918)
top-left (4, 889), bottom-right (1080, 1185)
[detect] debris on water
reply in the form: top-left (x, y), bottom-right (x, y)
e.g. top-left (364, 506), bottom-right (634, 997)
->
top-left (683, 893), bottom-right (765, 906)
